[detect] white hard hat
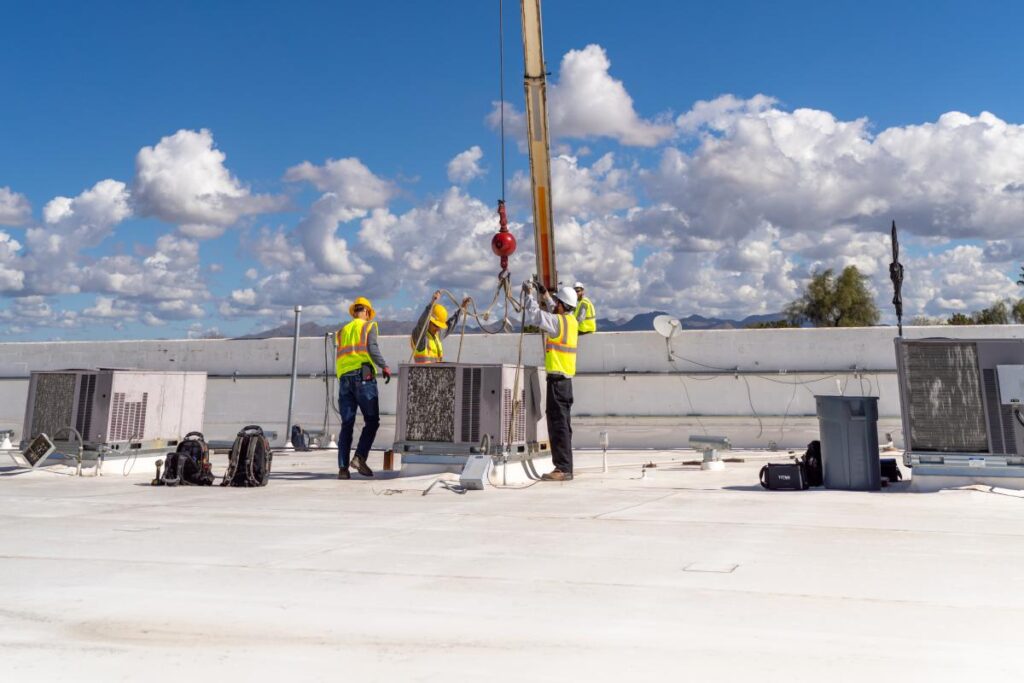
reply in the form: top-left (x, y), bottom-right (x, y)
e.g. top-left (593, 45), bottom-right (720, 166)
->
top-left (555, 286), bottom-right (578, 310)
top-left (573, 281), bottom-right (585, 290)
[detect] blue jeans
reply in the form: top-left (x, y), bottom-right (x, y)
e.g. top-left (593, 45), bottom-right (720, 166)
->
top-left (337, 371), bottom-right (380, 469)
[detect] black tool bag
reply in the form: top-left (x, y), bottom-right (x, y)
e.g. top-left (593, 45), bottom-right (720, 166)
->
top-left (800, 440), bottom-right (824, 487)
top-left (759, 462), bottom-right (809, 490)
top-left (290, 424), bottom-right (309, 452)
top-left (159, 432), bottom-right (214, 486)
top-left (221, 425), bottom-right (273, 487)
top-left (880, 457), bottom-right (902, 483)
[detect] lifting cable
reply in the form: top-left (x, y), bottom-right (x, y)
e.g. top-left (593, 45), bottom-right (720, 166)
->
top-left (498, 0), bottom-right (506, 203)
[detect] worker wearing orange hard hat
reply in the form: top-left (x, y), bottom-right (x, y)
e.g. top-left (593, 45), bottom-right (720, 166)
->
top-left (410, 290), bottom-right (471, 364)
top-left (334, 296), bottom-right (391, 480)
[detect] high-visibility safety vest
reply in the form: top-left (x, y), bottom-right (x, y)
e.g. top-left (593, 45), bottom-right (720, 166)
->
top-left (545, 313), bottom-right (579, 378)
top-left (411, 332), bottom-right (443, 364)
top-left (335, 319), bottom-right (378, 377)
top-left (577, 297), bottom-right (597, 334)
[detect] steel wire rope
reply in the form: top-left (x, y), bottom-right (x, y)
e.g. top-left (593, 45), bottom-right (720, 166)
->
top-left (498, 0), bottom-right (506, 203)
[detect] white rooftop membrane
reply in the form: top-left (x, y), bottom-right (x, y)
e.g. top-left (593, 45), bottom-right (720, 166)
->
top-left (1, 449), bottom-right (1021, 681)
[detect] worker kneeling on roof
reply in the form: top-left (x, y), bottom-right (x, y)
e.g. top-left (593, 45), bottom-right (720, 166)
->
top-left (410, 290), bottom-right (470, 363)
top-left (574, 281), bottom-right (597, 335)
top-left (335, 297), bottom-right (391, 480)
top-left (523, 281), bottom-right (579, 481)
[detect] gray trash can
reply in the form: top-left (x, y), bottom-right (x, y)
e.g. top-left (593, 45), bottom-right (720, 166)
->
top-left (815, 395), bottom-right (881, 491)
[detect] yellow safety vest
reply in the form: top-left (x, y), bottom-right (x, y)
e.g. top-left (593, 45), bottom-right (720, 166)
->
top-left (545, 313), bottom-right (578, 378)
top-left (335, 319), bottom-right (378, 377)
top-left (578, 297), bottom-right (597, 334)
top-left (411, 332), bottom-right (443, 364)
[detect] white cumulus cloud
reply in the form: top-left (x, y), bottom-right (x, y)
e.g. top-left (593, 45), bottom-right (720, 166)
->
top-left (0, 187), bottom-right (32, 226)
top-left (447, 146), bottom-right (485, 184)
top-left (133, 129), bottom-right (285, 238)
top-left (549, 44), bottom-right (673, 147)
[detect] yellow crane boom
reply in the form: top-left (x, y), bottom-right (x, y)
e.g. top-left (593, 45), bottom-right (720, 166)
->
top-left (520, 0), bottom-right (558, 291)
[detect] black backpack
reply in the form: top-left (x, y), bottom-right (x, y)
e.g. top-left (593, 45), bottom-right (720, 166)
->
top-left (290, 424), bottom-right (309, 452)
top-left (158, 432), bottom-right (214, 486)
top-left (221, 425), bottom-right (273, 487)
top-left (800, 440), bottom-right (824, 487)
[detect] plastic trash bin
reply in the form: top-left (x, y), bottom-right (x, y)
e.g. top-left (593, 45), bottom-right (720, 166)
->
top-left (815, 395), bottom-right (881, 491)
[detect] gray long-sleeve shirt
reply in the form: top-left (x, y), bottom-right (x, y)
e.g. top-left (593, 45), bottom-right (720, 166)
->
top-left (365, 324), bottom-right (388, 370)
top-left (411, 303), bottom-right (461, 352)
top-left (524, 292), bottom-right (562, 337)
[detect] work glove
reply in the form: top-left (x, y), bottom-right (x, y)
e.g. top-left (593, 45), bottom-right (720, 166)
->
top-left (382, 366), bottom-right (392, 384)
top-left (521, 280), bottom-right (534, 295)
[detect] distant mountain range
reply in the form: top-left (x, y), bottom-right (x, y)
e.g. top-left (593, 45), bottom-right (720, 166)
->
top-left (236, 311), bottom-right (786, 339)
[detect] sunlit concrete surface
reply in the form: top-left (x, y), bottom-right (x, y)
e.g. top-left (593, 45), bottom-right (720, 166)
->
top-left (2, 448), bottom-right (1022, 682)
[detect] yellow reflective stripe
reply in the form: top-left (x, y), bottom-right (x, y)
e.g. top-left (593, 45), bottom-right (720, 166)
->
top-left (336, 319), bottom-right (377, 376)
top-left (411, 332), bottom-right (443, 362)
top-left (545, 344), bottom-right (577, 354)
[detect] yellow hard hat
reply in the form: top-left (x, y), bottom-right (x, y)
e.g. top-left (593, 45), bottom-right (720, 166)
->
top-left (429, 304), bottom-right (448, 329)
top-left (349, 296), bottom-right (375, 320)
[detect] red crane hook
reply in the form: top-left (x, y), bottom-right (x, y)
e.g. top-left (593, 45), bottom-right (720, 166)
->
top-left (491, 199), bottom-right (516, 276)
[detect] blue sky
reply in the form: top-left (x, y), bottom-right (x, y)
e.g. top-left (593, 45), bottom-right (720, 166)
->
top-left (2, 0), bottom-right (1024, 340)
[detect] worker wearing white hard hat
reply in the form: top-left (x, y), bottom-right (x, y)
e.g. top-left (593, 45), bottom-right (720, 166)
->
top-left (573, 281), bottom-right (597, 335)
top-left (522, 280), bottom-right (579, 481)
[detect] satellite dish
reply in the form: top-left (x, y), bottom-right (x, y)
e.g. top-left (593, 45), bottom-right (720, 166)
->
top-left (653, 315), bottom-right (681, 339)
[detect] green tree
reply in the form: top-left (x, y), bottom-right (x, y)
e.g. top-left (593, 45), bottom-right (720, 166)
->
top-left (973, 300), bottom-right (1010, 325)
top-left (785, 266), bottom-right (880, 327)
top-left (1017, 265), bottom-right (1024, 287)
top-left (746, 319), bottom-right (798, 329)
top-left (947, 300), bottom-right (1015, 326)
top-left (947, 312), bottom-right (974, 326)
top-left (1012, 299), bottom-right (1024, 324)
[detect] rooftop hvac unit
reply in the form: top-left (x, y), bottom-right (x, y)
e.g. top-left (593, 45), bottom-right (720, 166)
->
top-left (393, 363), bottom-right (549, 463)
top-left (22, 369), bottom-right (207, 458)
top-left (895, 338), bottom-right (1024, 479)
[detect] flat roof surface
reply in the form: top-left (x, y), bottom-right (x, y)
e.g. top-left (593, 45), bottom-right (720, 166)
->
top-left (2, 448), bottom-right (1022, 681)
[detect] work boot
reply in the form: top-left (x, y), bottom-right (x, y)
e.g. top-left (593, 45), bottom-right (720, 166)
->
top-left (541, 470), bottom-right (572, 481)
top-left (337, 468), bottom-right (351, 480)
top-left (351, 455), bottom-right (374, 478)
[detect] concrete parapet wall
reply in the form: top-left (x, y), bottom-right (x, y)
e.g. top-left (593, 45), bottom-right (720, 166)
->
top-left (0, 325), bottom-right (1020, 448)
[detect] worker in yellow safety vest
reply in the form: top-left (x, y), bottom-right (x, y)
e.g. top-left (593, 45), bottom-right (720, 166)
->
top-left (334, 296), bottom-right (391, 480)
top-left (410, 290), bottom-right (470, 364)
top-left (523, 281), bottom-right (579, 481)
top-left (573, 281), bottom-right (597, 335)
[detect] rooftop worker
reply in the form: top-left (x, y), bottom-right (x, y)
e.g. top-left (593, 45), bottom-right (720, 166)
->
top-left (523, 281), bottom-right (579, 481)
top-left (574, 281), bottom-right (597, 335)
top-left (410, 290), bottom-right (470, 364)
top-left (334, 296), bottom-right (391, 480)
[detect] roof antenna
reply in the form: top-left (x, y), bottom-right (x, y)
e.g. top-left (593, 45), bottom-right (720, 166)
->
top-left (889, 220), bottom-right (904, 337)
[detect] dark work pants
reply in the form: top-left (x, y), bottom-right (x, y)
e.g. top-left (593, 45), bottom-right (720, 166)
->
top-left (546, 376), bottom-right (574, 473)
top-left (338, 371), bottom-right (380, 469)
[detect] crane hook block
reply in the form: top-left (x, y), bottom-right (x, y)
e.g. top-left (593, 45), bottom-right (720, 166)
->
top-left (492, 200), bottom-right (517, 270)
top-left (491, 232), bottom-right (517, 258)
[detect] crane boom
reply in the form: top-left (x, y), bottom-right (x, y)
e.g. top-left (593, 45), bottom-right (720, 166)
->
top-left (520, 0), bottom-right (558, 290)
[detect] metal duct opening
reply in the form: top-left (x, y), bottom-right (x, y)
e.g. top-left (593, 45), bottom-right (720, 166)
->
top-left (109, 392), bottom-right (148, 441)
top-left (460, 367), bottom-right (481, 443)
top-left (901, 342), bottom-right (988, 453)
top-left (404, 366), bottom-right (457, 442)
top-left (30, 373), bottom-right (76, 438)
top-left (503, 387), bottom-right (526, 443)
top-left (75, 373), bottom-right (96, 441)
